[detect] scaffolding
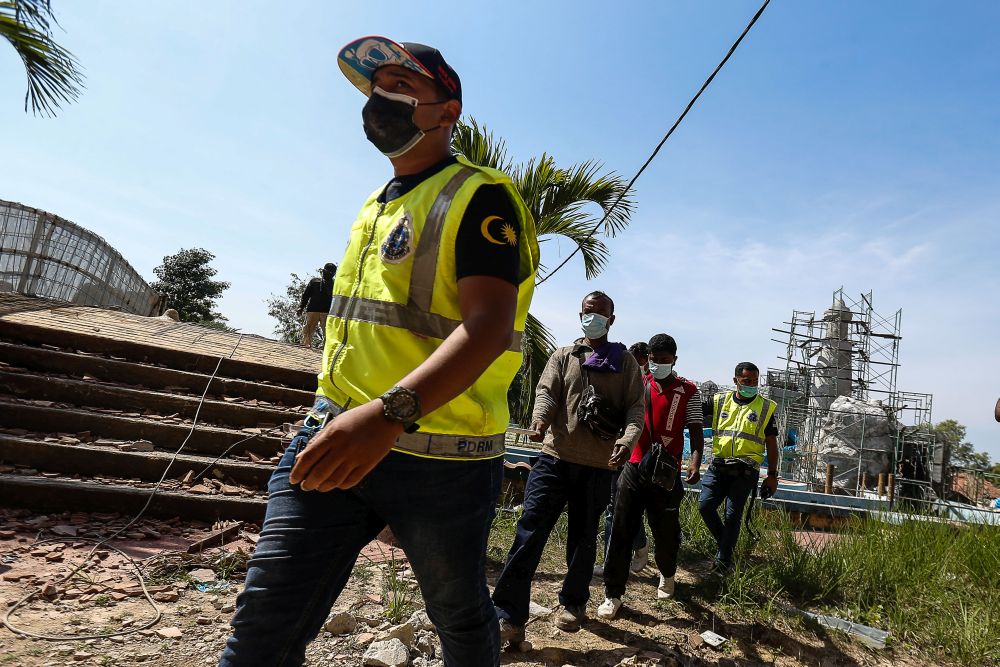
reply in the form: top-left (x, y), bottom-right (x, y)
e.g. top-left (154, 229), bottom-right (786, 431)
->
top-left (767, 288), bottom-right (942, 501)
top-left (0, 199), bottom-right (161, 315)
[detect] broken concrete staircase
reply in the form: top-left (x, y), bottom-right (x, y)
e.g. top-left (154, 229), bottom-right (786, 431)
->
top-left (0, 306), bottom-right (318, 523)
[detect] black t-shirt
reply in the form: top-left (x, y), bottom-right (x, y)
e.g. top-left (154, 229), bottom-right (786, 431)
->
top-left (300, 276), bottom-right (333, 313)
top-left (707, 391), bottom-right (778, 436)
top-left (377, 156), bottom-right (521, 286)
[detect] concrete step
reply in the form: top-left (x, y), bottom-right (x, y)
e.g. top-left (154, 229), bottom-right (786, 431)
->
top-left (0, 472), bottom-right (266, 523)
top-left (0, 369), bottom-right (304, 429)
top-left (0, 319), bottom-right (317, 390)
top-left (0, 434), bottom-right (273, 490)
top-left (0, 340), bottom-right (314, 407)
top-left (0, 400), bottom-right (287, 459)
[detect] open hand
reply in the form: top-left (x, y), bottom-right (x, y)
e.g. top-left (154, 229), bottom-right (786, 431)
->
top-left (609, 444), bottom-right (630, 468)
top-left (289, 400), bottom-right (403, 492)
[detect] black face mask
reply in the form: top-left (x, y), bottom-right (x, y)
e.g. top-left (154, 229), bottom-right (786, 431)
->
top-left (362, 86), bottom-right (445, 158)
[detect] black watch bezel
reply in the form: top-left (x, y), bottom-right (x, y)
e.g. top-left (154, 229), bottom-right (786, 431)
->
top-left (381, 386), bottom-right (421, 430)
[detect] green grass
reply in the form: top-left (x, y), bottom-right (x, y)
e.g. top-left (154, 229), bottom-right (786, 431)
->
top-left (488, 495), bottom-right (999, 666)
top-left (381, 556), bottom-right (415, 624)
top-left (676, 495), bottom-right (1000, 666)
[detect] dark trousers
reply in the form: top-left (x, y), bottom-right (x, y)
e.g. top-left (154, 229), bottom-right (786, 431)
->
top-left (603, 462), bottom-right (684, 599)
top-left (492, 454), bottom-right (612, 626)
top-left (219, 430), bottom-right (503, 667)
top-left (697, 461), bottom-right (758, 566)
top-left (602, 466), bottom-right (648, 561)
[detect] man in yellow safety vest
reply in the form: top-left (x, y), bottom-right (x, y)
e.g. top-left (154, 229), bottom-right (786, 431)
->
top-left (220, 36), bottom-right (538, 667)
top-left (699, 361), bottom-right (778, 572)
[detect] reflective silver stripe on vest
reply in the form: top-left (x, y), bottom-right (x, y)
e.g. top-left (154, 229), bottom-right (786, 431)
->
top-left (408, 167), bottom-right (477, 313)
top-left (329, 166), bottom-right (522, 353)
top-left (329, 295), bottom-right (522, 353)
top-left (714, 429), bottom-right (766, 446)
top-left (395, 431), bottom-right (505, 459)
top-left (756, 399), bottom-right (775, 438)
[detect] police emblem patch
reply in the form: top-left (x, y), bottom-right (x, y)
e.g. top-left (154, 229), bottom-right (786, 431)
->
top-left (381, 214), bottom-right (413, 264)
top-left (748, 412), bottom-right (759, 423)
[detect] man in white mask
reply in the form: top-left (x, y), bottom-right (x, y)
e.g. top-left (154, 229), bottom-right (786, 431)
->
top-left (597, 334), bottom-right (704, 619)
top-left (493, 291), bottom-right (644, 643)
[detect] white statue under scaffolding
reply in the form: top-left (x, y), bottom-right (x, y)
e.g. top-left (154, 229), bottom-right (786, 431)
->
top-left (768, 289), bottom-right (942, 501)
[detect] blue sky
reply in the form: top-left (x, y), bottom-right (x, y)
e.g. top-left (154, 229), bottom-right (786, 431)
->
top-left (2, 1), bottom-right (998, 458)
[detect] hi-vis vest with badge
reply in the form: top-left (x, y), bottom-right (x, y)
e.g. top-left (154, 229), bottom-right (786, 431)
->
top-left (711, 391), bottom-right (777, 465)
top-left (316, 155), bottom-right (539, 459)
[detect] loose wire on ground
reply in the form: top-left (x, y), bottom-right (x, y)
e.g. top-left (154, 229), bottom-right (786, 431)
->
top-left (2, 335), bottom-right (263, 641)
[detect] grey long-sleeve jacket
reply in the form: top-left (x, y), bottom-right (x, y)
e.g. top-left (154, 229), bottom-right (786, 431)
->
top-left (531, 341), bottom-right (645, 469)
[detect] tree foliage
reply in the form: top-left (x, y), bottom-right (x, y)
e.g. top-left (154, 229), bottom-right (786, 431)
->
top-left (452, 118), bottom-right (635, 425)
top-left (265, 270), bottom-right (323, 346)
top-left (1, 0), bottom-right (84, 116)
top-left (933, 419), bottom-right (991, 470)
top-left (151, 248), bottom-right (230, 327)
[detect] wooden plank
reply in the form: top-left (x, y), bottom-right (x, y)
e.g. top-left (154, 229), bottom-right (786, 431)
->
top-left (0, 473), bottom-right (267, 522)
top-left (0, 341), bottom-right (314, 407)
top-left (0, 400), bottom-right (286, 458)
top-left (0, 370), bottom-right (303, 428)
top-left (0, 435), bottom-right (273, 489)
top-left (187, 521), bottom-right (245, 553)
top-left (0, 293), bottom-right (322, 389)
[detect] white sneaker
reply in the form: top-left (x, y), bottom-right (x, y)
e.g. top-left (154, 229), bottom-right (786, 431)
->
top-left (629, 545), bottom-right (648, 573)
top-left (657, 574), bottom-right (675, 600)
top-left (597, 597), bottom-right (622, 620)
top-left (592, 563), bottom-right (604, 576)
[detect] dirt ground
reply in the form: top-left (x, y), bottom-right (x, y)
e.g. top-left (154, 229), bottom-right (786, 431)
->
top-left (0, 509), bottom-right (932, 667)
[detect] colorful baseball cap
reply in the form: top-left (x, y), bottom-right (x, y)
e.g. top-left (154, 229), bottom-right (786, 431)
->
top-left (338, 36), bottom-right (462, 103)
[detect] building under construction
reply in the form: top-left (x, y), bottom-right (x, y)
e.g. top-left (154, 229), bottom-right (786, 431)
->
top-left (766, 289), bottom-right (944, 503)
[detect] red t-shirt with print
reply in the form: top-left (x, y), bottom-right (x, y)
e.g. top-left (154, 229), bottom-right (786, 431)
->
top-left (630, 373), bottom-right (701, 463)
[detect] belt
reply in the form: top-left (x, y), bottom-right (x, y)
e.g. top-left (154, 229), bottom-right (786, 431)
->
top-left (306, 397), bottom-right (505, 460)
top-left (712, 457), bottom-right (760, 471)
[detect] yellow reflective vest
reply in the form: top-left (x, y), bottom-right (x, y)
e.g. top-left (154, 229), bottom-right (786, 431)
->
top-left (316, 155), bottom-right (539, 457)
top-left (711, 391), bottom-right (777, 465)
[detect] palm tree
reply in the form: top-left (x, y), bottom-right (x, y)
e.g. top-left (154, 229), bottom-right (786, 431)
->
top-left (452, 118), bottom-right (636, 427)
top-left (1, 0), bottom-right (84, 116)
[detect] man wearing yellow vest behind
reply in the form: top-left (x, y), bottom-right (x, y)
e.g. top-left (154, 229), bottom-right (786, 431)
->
top-left (699, 362), bottom-right (778, 573)
top-left (220, 36), bottom-right (538, 667)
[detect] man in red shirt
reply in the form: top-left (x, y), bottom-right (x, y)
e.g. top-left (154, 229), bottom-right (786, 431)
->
top-left (597, 334), bottom-right (704, 619)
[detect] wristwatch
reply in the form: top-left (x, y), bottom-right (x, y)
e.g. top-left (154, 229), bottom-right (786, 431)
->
top-left (380, 386), bottom-right (421, 433)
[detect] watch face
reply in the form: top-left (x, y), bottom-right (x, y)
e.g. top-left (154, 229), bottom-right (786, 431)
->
top-left (387, 389), bottom-right (419, 421)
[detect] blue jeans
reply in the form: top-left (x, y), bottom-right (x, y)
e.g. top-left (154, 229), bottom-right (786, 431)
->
top-left (492, 454), bottom-right (611, 626)
top-left (698, 461), bottom-right (757, 566)
top-left (219, 429), bottom-right (503, 667)
top-left (602, 465), bottom-right (648, 561)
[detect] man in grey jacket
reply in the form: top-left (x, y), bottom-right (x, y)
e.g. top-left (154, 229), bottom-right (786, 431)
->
top-left (492, 291), bottom-right (644, 643)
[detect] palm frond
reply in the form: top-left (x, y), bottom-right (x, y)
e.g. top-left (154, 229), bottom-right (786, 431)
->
top-left (535, 210), bottom-right (612, 280)
top-left (546, 160), bottom-right (635, 237)
top-left (450, 118), bottom-right (512, 174)
top-left (1, 0), bottom-right (84, 117)
top-left (511, 154), bottom-right (560, 222)
top-left (452, 120), bottom-right (636, 417)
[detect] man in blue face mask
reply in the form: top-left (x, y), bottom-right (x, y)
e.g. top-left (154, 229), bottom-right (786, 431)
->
top-left (698, 362), bottom-right (779, 573)
top-left (492, 291), bottom-right (645, 642)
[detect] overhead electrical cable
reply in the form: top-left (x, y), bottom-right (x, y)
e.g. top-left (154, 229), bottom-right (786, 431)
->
top-left (537, 0), bottom-right (773, 285)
